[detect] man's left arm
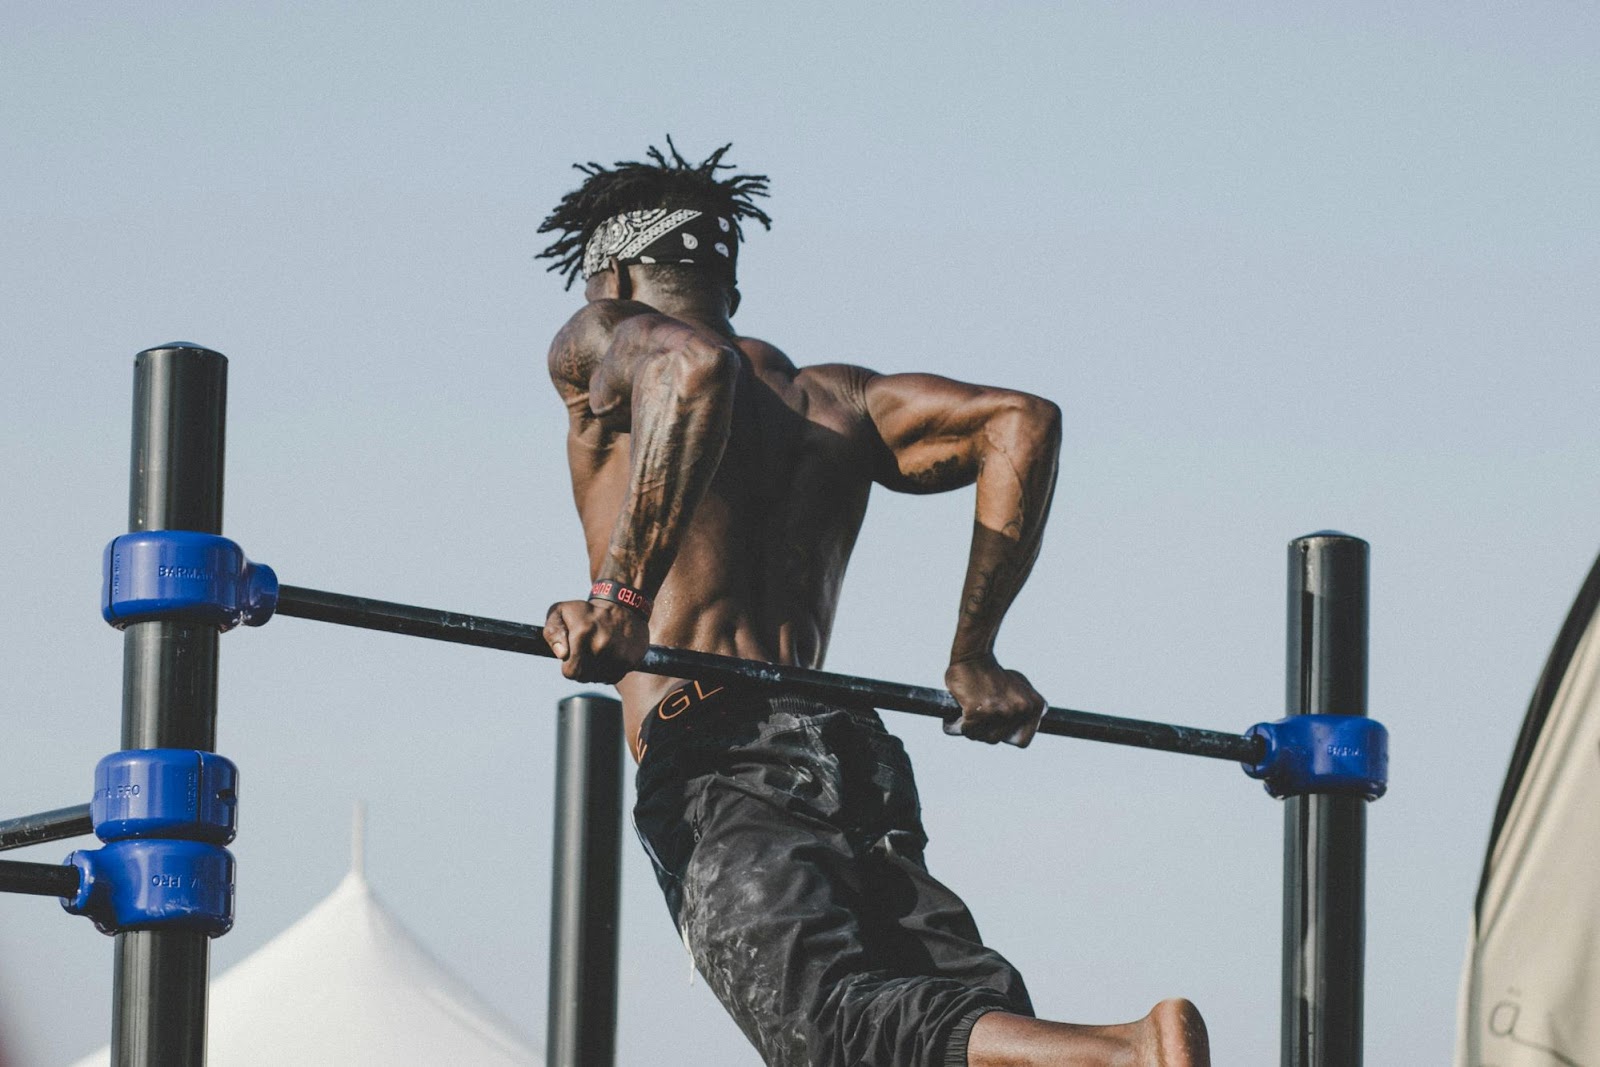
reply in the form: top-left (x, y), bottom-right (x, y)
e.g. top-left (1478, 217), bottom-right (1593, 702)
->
top-left (860, 370), bottom-right (1062, 746)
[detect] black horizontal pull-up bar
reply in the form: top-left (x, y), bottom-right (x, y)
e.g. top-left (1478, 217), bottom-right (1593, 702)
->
top-left (275, 584), bottom-right (1264, 764)
top-left (0, 804), bottom-right (93, 852)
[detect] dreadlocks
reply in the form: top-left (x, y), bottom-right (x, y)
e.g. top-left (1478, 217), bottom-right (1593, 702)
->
top-left (537, 138), bottom-right (772, 290)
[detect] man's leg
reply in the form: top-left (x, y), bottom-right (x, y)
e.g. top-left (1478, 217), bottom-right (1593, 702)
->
top-left (667, 778), bottom-right (1210, 1067)
top-left (668, 776), bottom-right (1015, 1066)
top-left (859, 831), bottom-right (1209, 1067)
top-left (635, 697), bottom-right (1212, 1067)
top-left (851, 738), bottom-right (1211, 1067)
top-left (965, 1001), bottom-right (1210, 1067)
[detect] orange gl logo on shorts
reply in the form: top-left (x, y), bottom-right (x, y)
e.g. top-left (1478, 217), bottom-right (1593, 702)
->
top-left (655, 680), bottom-right (725, 721)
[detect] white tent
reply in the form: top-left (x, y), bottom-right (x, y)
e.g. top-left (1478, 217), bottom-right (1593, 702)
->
top-left (1455, 552), bottom-right (1600, 1066)
top-left (69, 813), bottom-right (541, 1067)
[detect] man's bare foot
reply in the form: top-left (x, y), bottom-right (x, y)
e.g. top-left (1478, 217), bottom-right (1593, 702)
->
top-left (1139, 999), bottom-right (1210, 1067)
top-left (967, 999), bottom-right (1210, 1066)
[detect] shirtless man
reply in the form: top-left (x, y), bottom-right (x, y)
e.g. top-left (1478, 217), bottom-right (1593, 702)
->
top-left (538, 142), bottom-right (1209, 1067)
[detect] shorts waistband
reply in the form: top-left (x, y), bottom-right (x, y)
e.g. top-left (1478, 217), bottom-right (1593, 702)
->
top-left (638, 680), bottom-right (750, 756)
top-left (637, 682), bottom-right (884, 754)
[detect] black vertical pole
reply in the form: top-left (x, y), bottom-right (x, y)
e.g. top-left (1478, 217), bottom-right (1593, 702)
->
top-left (113, 345), bottom-right (228, 1067)
top-left (1282, 532), bottom-right (1369, 1067)
top-left (547, 693), bottom-right (623, 1067)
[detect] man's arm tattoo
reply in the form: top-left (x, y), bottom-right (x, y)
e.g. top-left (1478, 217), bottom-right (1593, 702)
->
top-left (599, 346), bottom-right (735, 593)
top-left (901, 453), bottom-right (973, 492)
top-left (554, 343), bottom-right (586, 388)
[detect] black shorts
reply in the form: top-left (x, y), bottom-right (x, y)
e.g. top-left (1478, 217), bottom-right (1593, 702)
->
top-left (633, 683), bottom-right (1033, 1067)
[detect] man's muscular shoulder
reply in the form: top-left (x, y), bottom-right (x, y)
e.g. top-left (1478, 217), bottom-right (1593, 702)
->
top-left (731, 335), bottom-right (794, 372)
top-left (736, 337), bottom-right (869, 390)
top-left (735, 340), bottom-right (878, 428)
top-left (795, 361), bottom-right (878, 423)
top-left (546, 299), bottom-right (657, 402)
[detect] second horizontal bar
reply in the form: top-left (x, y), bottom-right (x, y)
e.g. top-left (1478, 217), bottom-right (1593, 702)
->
top-left (0, 805), bottom-right (94, 853)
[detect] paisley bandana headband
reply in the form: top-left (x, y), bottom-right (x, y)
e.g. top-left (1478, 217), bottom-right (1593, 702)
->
top-left (581, 208), bottom-right (738, 280)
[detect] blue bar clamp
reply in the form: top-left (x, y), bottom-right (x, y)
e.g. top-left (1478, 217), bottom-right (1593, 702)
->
top-left (63, 750), bottom-right (238, 935)
top-left (103, 531), bottom-right (278, 631)
top-left (1242, 715), bottom-right (1388, 799)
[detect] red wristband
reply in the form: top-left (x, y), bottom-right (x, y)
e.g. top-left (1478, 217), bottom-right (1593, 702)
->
top-left (589, 579), bottom-right (653, 619)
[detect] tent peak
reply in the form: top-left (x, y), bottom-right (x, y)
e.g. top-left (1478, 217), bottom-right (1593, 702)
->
top-left (351, 800), bottom-right (367, 880)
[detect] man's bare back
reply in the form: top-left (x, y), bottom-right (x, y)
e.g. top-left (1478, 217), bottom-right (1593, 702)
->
top-left (553, 302), bottom-right (872, 739)
top-left (544, 291), bottom-right (1061, 756)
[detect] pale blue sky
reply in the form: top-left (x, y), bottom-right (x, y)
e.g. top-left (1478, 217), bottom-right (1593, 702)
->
top-left (2, 4), bottom-right (1597, 1064)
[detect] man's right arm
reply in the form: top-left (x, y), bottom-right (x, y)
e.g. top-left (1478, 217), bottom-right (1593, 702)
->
top-left (543, 302), bottom-right (740, 682)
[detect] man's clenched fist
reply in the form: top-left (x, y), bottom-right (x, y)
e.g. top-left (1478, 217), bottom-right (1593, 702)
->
top-left (543, 599), bottom-right (650, 683)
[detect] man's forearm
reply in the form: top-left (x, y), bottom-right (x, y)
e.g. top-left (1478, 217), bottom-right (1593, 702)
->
top-left (600, 345), bottom-right (736, 593)
top-left (950, 399), bottom-right (1060, 663)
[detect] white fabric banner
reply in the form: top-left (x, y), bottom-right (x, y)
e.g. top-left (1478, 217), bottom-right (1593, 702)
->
top-left (1456, 554), bottom-right (1600, 1067)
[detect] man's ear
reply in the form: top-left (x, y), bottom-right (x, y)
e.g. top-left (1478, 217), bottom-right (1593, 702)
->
top-left (585, 266), bottom-right (614, 301)
top-left (727, 285), bottom-right (741, 317)
top-left (586, 261), bottom-right (629, 301)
